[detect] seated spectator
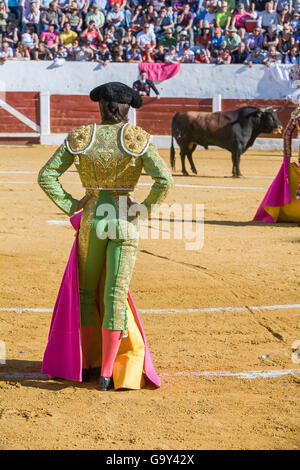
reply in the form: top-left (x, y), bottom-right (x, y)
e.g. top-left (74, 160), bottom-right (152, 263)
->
top-left (231, 41), bottom-right (248, 63)
top-left (59, 21), bottom-right (77, 46)
top-left (136, 22), bottom-right (156, 50)
top-left (94, 41), bottom-right (112, 65)
top-left (53, 43), bottom-right (68, 63)
top-left (177, 29), bottom-right (190, 51)
top-left (0, 39), bottom-right (13, 61)
top-left (257, 2), bottom-right (278, 30)
top-left (30, 40), bottom-right (53, 59)
top-left (215, 1), bottom-right (232, 30)
top-left (278, 24), bottom-right (295, 58)
top-left (216, 49), bottom-right (231, 64)
top-left (263, 44), bottom-right (282, 65)
top-left (112, 43), bottom-right (124, 61)
top-left (22, 1), bottom-right (41, 35)
top-left (290, 11), bottom-right (300, 33)
top-left (175, 3), bottom-right (194, 47)
top-left (232, 4), bottom-right (254, 29)
top-left (70, 39), bottom-right (94, 60)
top-left (105, 24), bottom-right (118, 42)
top-left (40, 22), bottom-right (59, 50)
top-left (133, 69), bottom-right (160, 97)
top-left (21, 24), bottom-right (39, 48)
top-left (14, 41), bottom-right (31, 59)
top-left (66, 2), bottom-right (83, 32)
top-left (126, 43), bottom-right (142, 61)
top-left (284, 45), bottom-right (300, 64)
top-left (221, 26), bottom-right (241, 52)
top-left (106, 2), bottom-right (125, 38)
top-left (142, 42), bottom-right (155, 61)
top-left (195, 48), bottom-right (210, 63)
top-left (277, 4), bottom-right (291, 30)
top-left (246, 25), bottom-right (264, 51)
top-left (155, 4), bottom-right (174, 34)
top-left (262, 24), bottom-right (279, 50)
top-left (41, 1), bottom-right (65, 31)
top-left (0, 1), bottom-right (8, 34)
top-left (2, 23), bottom-right (18, 48)
top-left (142, 3), bottom-right (157, 30)
top-left (158, 28), bottom-right (176, 47)
top-left (195, 22), bottom-right (212, 50)
top-left (80, 20), bottom-right (103, 46)
top-left (210, 26), bottom-right (224, 51)
top-left (120, 27), bottom-right (135, 47)
top-left (200, 1), bottom-right (217, 28)
top-left (154, 42), bottom-right (165, 61)
top-left (84, 3), bottom-right (105, 30)
top-left (179, 43), bottom-right (195, 63)
top-left (164, 44), bottom-right (180, 62)
top-left (130, 4), bottom-right (144, 33)
top-left (244, 46), bottom-right (266, 66)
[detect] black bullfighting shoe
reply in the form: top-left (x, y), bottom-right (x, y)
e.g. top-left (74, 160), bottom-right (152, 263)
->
top-left (98, 376), bottom-right (114, 391)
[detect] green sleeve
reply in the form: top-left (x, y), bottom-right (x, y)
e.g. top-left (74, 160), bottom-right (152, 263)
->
top-left (38, 143), bottom-right (80, 217)
top-left (140, 141), bottom-right (174, 217)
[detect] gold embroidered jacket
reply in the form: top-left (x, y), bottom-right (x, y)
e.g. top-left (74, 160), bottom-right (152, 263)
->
top-left (283, 107), bottom-right (300, 159)
top-left (38, 122), bottom-right (173, 217)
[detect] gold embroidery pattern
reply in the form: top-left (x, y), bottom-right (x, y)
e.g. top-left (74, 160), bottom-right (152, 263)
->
top-left (111, 240), bottom-right (138, 330)
top-left (66, 124), bottom-right (95, 154)
top-left (121, 124), bottom-right (151, 156)
top-left (78, 197), bottom-right (97, 290)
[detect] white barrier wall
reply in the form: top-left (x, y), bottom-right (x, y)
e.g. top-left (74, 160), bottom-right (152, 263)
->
top-left (0, 61), bottom-right (298, 99)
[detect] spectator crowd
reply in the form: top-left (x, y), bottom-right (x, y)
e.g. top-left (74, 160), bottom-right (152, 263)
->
top-left (0, 0), bottom-right (300, 65)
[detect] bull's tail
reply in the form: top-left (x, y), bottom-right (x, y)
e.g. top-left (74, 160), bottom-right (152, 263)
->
top-left (170, 122), bottom-right (176, 170)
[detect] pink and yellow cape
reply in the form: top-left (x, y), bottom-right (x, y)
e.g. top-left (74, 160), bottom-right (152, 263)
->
top-left (253, 157), bottom-right (300, 223)
top-left (41, 211), bottom-right (161, 389)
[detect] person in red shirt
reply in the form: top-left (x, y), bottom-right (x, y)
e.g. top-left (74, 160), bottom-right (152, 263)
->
top-left (80, 20), bottom-right (103, 47)
top-left (141, 43), bottom-right (156, 62)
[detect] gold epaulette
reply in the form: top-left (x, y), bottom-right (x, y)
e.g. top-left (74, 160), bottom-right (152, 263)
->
top-left (120, 123), bottom-right (152, 157)
top-left (65, 123), bottom-right (96, 154)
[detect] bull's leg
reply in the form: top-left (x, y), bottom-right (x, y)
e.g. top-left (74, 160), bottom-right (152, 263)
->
top-left (187, 144), bottom-right (197, 174)
top-left (180, 150), bottom-right (189, 176)
top-left (231, 147), bottom-right (243, 178)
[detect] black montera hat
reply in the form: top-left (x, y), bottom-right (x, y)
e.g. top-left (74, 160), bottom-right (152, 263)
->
top-left (89, 82), bottom-right (142, 109)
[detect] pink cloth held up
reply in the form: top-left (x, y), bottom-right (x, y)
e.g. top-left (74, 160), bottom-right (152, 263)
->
top-left (101, 328), bottom-right (122, 377)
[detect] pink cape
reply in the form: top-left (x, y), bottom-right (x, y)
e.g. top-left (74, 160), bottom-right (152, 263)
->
top-left (41, 211), bottom-right (161, 387)
top-left (138, 62), bottom-right (180, 82)
top-left (253, 157), bottom-right (291, 223)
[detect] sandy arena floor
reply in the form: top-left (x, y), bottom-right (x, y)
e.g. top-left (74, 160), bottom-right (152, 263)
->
top-left (0, 145), bottom-right (299, 450)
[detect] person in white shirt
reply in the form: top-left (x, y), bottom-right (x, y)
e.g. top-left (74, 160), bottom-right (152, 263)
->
top-left (257, 2), bottom-right (278, 30)
top-left (0, 40), bottom-right (13, 61)
top-left (106, 2), bottom-right (125, 37)
top-left (164, 44), bottom-right (180, 63)
top-left (136, 22), bottom-right (156, 50)
top-left (22, 2), bottom-right (41, 33)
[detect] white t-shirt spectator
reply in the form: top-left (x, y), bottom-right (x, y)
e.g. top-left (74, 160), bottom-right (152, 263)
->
top-left (136, 29), bottom-right (156, 47)
top-left (165, 51), bottom-right (180, 63)
top-left (202, 11), bottom-right (216, 25)
top-left (0, 45), bottom-right (13, 58)
top-left (106, 8), bottom-right (124, 27)
top-left (22, 7), bottom-right (40, 24)
top-left (257, 10), bottom-right (278, 28)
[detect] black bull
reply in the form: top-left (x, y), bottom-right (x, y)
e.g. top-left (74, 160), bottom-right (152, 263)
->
top-left (170, 106), bottom-right (283, 177)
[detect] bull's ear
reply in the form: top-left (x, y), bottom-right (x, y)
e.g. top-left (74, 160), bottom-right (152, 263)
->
top-left (257, 109), bottom-right (263, 116)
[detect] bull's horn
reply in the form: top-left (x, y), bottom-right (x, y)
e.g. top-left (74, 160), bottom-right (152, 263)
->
top-left (260, 106), bottom-right (273, 112)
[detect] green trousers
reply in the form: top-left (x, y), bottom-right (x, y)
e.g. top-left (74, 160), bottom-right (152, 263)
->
top-left (78, 191), bottom-right (139, 330)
